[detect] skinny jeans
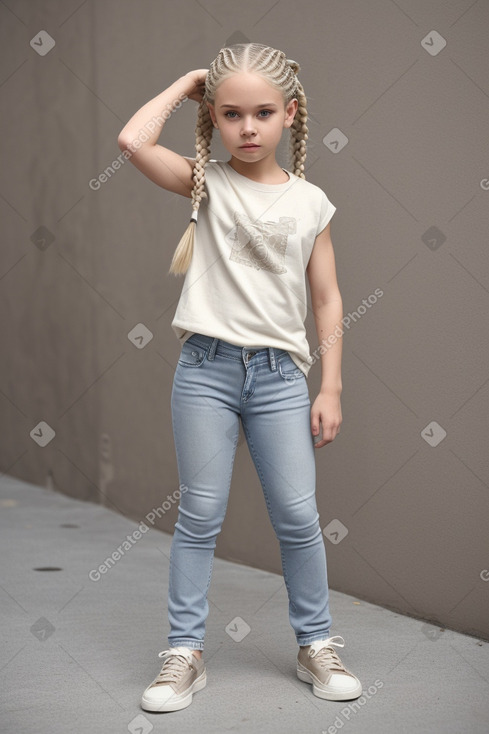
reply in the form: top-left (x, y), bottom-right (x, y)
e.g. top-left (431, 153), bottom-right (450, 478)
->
top-left (168, 332), bottom-right (332, 650)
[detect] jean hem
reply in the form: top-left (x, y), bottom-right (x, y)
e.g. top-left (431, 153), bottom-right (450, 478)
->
top-left (297, 632), bottom-right (332, 646)
top-left (168, 640), bottom-right (204, 651)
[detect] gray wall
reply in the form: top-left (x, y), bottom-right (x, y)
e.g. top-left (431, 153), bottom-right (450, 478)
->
top-left (1, 1), bottom-right (488, 640)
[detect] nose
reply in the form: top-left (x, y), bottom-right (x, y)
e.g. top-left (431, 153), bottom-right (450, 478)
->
top-left (241, 116), bottom-right (257, 136)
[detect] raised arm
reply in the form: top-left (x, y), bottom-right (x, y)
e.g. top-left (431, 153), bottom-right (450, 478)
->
top-left (117, 69), bottom-right (209, 198)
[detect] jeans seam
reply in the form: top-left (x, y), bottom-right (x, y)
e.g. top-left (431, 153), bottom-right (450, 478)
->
top-left (201, 414), bottom-right (240, 603)
top-left (241, 421), bottom-right (291, 594)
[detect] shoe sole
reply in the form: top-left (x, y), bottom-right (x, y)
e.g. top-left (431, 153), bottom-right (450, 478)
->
top-left (297, 663), bottom-right (362, 701)
top-left (141, 669), bottom-right (207, 712)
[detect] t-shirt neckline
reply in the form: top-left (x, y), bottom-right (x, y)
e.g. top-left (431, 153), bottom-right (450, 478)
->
top-left (222, 161), bottom-right (295, 192)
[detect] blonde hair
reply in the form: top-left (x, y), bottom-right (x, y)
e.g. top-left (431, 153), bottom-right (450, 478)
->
top-left (168, 42), bottom-right (309, 276)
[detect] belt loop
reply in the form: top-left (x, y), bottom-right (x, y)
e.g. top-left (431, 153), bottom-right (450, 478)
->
top-left (207, 337), bottom-right (218, 361)
top-left (268, 347), bottom-right (277, 371)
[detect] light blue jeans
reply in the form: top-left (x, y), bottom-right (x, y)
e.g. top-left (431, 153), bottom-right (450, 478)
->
top-left (168, 332), bottom-right (332, 650)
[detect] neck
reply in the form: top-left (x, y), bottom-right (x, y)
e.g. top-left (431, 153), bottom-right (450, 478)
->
top-left (227, 155), bottom-right (289, 184)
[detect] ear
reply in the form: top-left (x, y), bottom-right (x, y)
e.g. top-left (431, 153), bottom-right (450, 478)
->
top-left (283, 98), bottom-right (299, 128)
top-left (207, 102), bottom-right (218, 128)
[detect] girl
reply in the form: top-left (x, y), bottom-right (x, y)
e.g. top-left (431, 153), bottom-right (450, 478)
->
top-left (118, 42), bottom-right (362, 713)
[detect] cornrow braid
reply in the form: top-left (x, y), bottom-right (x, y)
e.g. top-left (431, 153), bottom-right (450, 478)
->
top-left (168, 100), bottom-right (214, 274)
top-left (192, 101), bottom-right (214, 211)
top-left (289, 79), bottom-right (309, 178)
top-left (169, 42), bottom-right (308, 276)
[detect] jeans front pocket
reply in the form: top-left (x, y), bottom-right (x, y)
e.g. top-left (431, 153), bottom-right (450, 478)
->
top-left (277, 354), bottom-right (305, 384)
top-left (177, 339), bottom-right (207, 367)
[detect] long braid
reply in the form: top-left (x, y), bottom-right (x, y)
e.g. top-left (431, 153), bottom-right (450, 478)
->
top-left (192, 102), bottom-right (213, 211)
top-left (169, 43), bottom-right (308, 275)
top-left (289, 79), bottom-right (308, 179)
top-left (168, 101), bottom-right (213, 274)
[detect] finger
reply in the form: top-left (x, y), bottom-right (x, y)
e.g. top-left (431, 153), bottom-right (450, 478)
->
top-left (314, 422), bottom-right (340, 447)
top-left (311, 422), bottom-right (321, 439)
top-left (313, 423), bottom-right (323, 445)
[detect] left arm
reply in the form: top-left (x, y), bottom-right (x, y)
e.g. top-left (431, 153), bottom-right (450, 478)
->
top-left (306, 222), bottom-right (343, 448)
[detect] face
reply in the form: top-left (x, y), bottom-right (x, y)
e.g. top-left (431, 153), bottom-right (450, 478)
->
top-left (206, 72), bottom-right (298, 164)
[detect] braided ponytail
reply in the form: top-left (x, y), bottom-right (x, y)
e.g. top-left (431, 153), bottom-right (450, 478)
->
top-left (168, 43), bottom-right (308, 276)
top-left (168, 99), bottom-right (214, 274)
top-left (289, 77), bottom-right (309, 178)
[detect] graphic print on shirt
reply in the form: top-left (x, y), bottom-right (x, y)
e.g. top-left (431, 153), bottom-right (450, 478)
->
top-left (226, 211), bottom-right (297, 274)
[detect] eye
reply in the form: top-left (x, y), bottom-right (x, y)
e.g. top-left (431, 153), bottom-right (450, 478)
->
top-left (258, 110), bottom-right (272, 117)
top-left (224, 111), bottom-right (239, 118)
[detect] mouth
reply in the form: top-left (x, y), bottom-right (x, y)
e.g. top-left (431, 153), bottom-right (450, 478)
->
top-left (240, 144), bottom-right (260, 149)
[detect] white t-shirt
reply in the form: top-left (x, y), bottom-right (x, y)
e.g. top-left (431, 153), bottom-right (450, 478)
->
top-left (171, 159), bottom-right (336, 376)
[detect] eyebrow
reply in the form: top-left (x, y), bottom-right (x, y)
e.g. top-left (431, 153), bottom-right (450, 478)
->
top-left (219, 103), bottom-right (278, 109)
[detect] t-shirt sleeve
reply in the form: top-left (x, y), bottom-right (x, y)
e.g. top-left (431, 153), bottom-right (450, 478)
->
top-left (316, 189), bottom-right (336, 237)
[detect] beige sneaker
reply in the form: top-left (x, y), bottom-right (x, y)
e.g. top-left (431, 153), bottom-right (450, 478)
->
top-left (297, 636), bottom-right (362, 701)
top-left (141, 646), bottom-right (206, 712)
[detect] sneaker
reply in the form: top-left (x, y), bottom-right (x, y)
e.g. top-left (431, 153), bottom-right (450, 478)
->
top-left (297, 635), bottom-right (362, 701)
top-left (141, 646), bottom-right (206, 712)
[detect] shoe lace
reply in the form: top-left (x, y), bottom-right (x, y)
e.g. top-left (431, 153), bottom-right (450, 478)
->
top-left (308, 635), bottom-right (347, 672)
top-left (154, 647), bottom-right (197, 684)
